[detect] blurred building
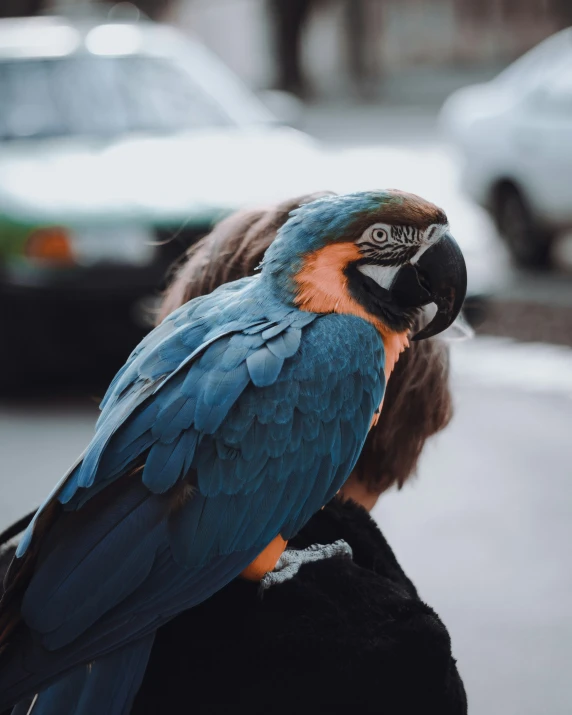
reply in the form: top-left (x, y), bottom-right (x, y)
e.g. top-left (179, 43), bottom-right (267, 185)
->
top-left (4, 0), bottom-right (572, 98)
top-left (170, 0), bottom-right (570, 99)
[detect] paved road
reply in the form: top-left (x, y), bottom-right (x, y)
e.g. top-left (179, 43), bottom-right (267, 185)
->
top-left (1, 338), bottom-right (571, 715)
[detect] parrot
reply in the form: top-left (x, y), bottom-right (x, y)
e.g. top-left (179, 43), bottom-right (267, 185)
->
top-left (0, 190), bottom-right (467, 714)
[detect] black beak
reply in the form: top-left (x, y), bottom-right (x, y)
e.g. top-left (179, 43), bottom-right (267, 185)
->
top-left (390, 233), bottom-right (467, 341)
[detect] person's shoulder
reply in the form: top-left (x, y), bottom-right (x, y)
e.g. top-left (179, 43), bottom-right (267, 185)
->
top-left (257, 500), bottom-right (467, 711)
top-left (292, 498), bottom-right (418, 592)
top-left (268, 500), bottom-right (446, 648)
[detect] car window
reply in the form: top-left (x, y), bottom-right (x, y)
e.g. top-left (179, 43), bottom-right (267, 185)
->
top-left (532, 59), bottom-right (572, 113)
top-left (496, 28), bottom-right (572, 94)
top-left (0, 54), bottom-right (234, 140)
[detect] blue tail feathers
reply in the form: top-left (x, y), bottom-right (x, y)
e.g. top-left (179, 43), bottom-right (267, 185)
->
top-left (11, 633), bottom-right (155, 715)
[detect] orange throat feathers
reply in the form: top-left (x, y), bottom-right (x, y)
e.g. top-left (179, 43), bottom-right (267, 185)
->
top-left (293, 242), bottom-right (409, 384)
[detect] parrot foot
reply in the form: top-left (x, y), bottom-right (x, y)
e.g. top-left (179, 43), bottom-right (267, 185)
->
top-left (260, 539), bottom-right (352, 591)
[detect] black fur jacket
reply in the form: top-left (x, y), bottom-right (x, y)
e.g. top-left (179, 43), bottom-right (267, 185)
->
top-left (0, 500), bottom-right (466, 714)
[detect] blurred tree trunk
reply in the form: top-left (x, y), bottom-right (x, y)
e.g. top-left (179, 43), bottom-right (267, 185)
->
top-left (268, 0), bottom-right (313, 97)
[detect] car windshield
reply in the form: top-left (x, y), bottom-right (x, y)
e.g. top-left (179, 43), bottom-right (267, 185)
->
top-left (535, 56), bottom-right (572, 108)
top-left (496, 28), bottom-right (572, 93)
top-left (0, 54), bottom-right (234, 140)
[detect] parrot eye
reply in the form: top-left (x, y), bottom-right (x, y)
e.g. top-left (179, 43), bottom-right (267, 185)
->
top-left (360, 223), bottom-right (391, 246)
top-left (371, 228), bottom-right (388, 244)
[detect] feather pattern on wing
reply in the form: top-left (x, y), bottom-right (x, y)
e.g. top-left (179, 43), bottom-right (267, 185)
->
top-left (1, 274), bottom-right (385, 711)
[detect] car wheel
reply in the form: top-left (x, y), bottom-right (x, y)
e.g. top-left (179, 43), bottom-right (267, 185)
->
top-left (494, 184), bottom-right (555, 269)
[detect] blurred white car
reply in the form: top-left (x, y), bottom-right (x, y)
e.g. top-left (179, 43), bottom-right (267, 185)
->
top-left (0, 11), bottom-right (327, 382)
top-left (440, 28), bottom-right (572, 268)
top-left (0, 10), bottom-right (486, 387)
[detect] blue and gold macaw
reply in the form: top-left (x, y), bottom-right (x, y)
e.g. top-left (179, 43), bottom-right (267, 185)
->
top-left (0, 190), bottom-right (466, 714)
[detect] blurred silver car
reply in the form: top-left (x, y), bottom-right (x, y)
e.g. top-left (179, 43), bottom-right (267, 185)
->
top-left (0, 13), bottom-right (326, 383)
top-left (440, 28), bottom-right (572, 268)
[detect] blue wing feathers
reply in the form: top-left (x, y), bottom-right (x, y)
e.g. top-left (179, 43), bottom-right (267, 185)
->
top-left (113, 402), bottom-right (162, 450)
top-left (72, 306), bottom-right (382, 564)
top-left (22, 485), bottom-right (169, 639)
top-left (194, 363), bottom-right (251, 434)
top-left (42, 528), bottom-right (163, 652)
top-left (238, 416), bottom-right (267, 461)
top-left (218, 336), bottom-right (254, 370)
top-left (242, 320), bottom-right (274, 335)
top-left (180, 497), bottom-right (224, 564)
top-left (152, 395), bottom-right (191, 442)
top-left (266, 327), bottom-right (302, 359)
top-left (167, 493), bottom-right (209, 566)
top-left (260, 322), bottom-right (288, 340)
top-left (142, 433), bottom-right (196, 493)
top-left (330, 420), bottom-right (342, 465)
top-left (288, 409), bottom-right (305, 452)
top-left (305, 411), bottom-right (324, 442)
top-left (246, 346), bottom-right (284, 388)
top-left (289, 311), bottom-right (317, 329)
top-left (265, 419), bottom-right (293, 455)
top-left (274, 394), bottom-right (298, 424)
top-left (4, 276), bottom-right (387, 711)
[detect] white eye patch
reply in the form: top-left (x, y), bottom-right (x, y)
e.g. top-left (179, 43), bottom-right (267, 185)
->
top-left (410, 223), bottom-right (450, 264)
top-left (356, 263), bottom-right (400, 290)
top-left (425, 223), bottom-right (449, 244)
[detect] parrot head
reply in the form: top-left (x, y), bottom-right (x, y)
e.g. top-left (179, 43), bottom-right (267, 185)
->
top-left (262, 189), bottom-right (467, 341)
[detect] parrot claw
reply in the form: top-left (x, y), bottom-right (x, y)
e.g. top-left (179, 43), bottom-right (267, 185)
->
top-left (260, 539), bottom-right (352, 590)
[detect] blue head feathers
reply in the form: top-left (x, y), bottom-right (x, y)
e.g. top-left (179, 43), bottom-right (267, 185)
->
top-left (261, 191), bottom-right (389, 294)
top-left (260, 189), bottom-right (448, 300)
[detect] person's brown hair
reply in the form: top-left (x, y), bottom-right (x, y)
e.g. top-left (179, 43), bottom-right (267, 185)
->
top-left (159, 193), bottom-right (453, 495)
